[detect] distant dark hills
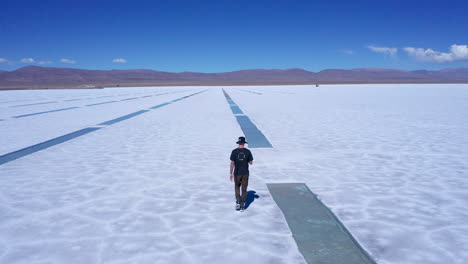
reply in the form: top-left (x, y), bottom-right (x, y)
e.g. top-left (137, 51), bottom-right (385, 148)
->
top-left (1, 66), bottom-right (467, 89)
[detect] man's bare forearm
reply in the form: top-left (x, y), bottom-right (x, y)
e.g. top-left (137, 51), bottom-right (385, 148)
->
top-left (230, 161), bottom-right (235, 175)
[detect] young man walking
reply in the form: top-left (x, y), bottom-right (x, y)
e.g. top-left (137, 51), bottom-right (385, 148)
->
top-left (230, 136), bottom-right (253, 212)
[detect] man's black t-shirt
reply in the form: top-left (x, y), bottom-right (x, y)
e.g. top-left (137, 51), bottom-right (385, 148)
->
top-left (230, 148), bottom-right (253, 176)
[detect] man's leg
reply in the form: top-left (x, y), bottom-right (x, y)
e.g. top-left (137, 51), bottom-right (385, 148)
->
top-left (234, 175), bottom-right (241, 202)
top-left (240, 175), bottom-right (249, 208)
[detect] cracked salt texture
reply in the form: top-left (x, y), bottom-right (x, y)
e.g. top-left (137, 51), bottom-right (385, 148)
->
top-left (1, 84), bottom-right (467, 263)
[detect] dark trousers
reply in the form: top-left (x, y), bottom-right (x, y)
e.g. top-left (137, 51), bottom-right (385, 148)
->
top-left (234, 175), bottom-right (249, 206)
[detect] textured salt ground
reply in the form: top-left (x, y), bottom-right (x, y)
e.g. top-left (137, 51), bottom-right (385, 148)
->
top-left (226, 84), bottom-right (468, 264)
top-left (0, 87), bottom-right (177, 119)
top-left (1, 84), bottom-right (468, 263)
top-left (0, 87), bottom-right (193, 155)
top-left (0, 88), bottom-right (306, 264)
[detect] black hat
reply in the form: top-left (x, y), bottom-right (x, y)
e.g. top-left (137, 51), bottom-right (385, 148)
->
top-left (236, 136), bottom-right (248, 144)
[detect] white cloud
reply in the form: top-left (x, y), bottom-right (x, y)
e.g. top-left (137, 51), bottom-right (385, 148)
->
top-left (112, 58), bottom-right (127, 63)
top-left (0, 58), bottom-right (8, 63)
top-left (404, 44), bottom-right (468, 63)
top-left (60, 58), bottom-right (76, 64)
top-left (38, 60), bottom-right (53, 65)
top-left (342, 50), bottom-right (354, 55)
top-left (367, 45), bottom-right (398, 56)
top-left (21, 58), bottom-right (35, 63)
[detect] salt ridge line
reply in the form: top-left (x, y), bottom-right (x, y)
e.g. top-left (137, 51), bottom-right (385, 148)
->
top-left (0, 90), bottom-right (207, 166)
top-left (5, 89), bottom-right (173, 107)
top-left (13, 107), bottom-right (81, 118)
top-left (222, 89), bottom-right (272, 148)
top-left (0, 89), bottom-right (171, 106)
top-left (10, 90), bottom-right (191, 119)
top-left (234, 88), bottom-right (263, 95)
top-left (235, 88), bottom-right (295, 95)
top-left (7, 91), bottom-right (161, 107)
top-left (0, 98), bottom-right (48, 104)
top-left (0, 91), bottom-right (102, 104)
top-left (4, 91), bottom-right (133, 105)
top-left (85, 100), bottom-right (118, 106)
top-left (11, 101), bottom-right (59, 107)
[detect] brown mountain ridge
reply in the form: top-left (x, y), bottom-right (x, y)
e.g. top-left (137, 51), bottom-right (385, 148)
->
top-left (0, 66), bottom-right (467, 89)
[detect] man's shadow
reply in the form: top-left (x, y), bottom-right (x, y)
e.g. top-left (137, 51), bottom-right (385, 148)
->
top-left (244, 190), bottom-right (260, 209)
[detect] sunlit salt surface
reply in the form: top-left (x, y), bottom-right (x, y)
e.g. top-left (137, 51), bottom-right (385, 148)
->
top-left (0, 84), bottom-right (467, 264)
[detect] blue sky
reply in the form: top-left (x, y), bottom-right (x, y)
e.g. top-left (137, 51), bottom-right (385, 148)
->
top-left (1, 0), bottom-right (467, 72)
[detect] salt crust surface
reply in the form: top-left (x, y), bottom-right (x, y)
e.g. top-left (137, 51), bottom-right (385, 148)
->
top-left (1, 84), bottom-right (467, 263)
top-left (0, 87), bottom-right (305, 264)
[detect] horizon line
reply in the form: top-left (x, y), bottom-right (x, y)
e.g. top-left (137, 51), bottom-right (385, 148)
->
top-left (3, 65), bottom-right (468, 74)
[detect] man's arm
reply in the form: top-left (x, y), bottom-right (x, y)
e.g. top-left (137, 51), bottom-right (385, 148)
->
top-left (249, 160), bottom-right (253, 165)
top-left (230, 161), bottom-right (235, 181)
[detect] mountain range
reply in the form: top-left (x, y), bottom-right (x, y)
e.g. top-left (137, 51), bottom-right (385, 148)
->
top-left (0, 66), bottom-right (467, 89)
